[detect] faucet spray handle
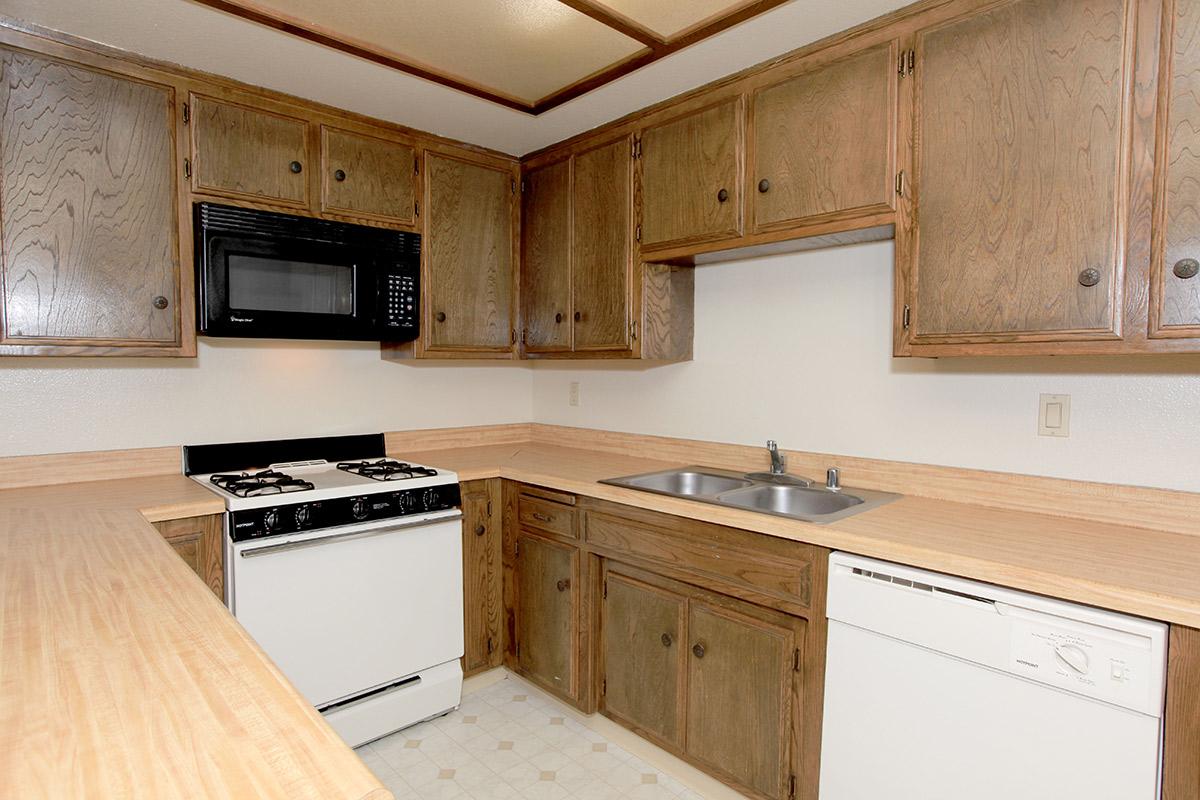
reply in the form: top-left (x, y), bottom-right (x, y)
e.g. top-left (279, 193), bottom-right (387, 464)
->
top-left (766, 440), bottom-right (785, 474)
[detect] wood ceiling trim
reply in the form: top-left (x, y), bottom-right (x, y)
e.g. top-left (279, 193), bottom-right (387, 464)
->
top-left (552, 0), bottom-right (668, 48)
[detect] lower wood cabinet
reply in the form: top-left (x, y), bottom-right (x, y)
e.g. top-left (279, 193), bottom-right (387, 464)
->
top-left (151, 515), bottom-right (223, 600)
top-left (513, 530), bottom-right (581, 700)
top-left (461, 479), bottom-right (503, 677)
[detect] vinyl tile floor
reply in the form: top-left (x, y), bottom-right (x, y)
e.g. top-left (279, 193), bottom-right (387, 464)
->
top-left (355, 675), bottom-right (714, 800)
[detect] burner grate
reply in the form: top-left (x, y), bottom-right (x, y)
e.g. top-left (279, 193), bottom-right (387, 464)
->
top-left (210, 469), bottom-right (315, 497)
top-left (336, 459), bottom-right (438, 482)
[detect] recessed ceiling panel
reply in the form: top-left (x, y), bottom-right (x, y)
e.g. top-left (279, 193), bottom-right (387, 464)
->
top-left (225, 0), bottom-right (645, 104)
top-left (592, 0), bottom-right (760, 38)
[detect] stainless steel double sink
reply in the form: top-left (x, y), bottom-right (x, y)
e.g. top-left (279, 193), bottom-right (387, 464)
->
top-left (600, 466), bottom-right (899, 524)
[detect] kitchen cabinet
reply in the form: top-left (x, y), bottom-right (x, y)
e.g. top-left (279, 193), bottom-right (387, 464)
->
top-left (152, 515), bottom-right (223, 600)
top-left (320, 125), bottom-right (417, 226)
top-left (461, 479), bottom-right (503, 677)
top-left (1164, 625), bottom-right (1200, 800)
top-left (0, 45), bottom-right (189, 356)
top-left (639, 97), bottom-right (744, 250)
top-left (513, 531), bottom-right (581, 700)
top-left (520, 158), bottom-right (572, 353)
top-left (902, 0), bottom-right (1134, 346)
top-left (421, 151), bottom-right (517, 356)
top-left (750, 42), bottom-right (897, 231)
top-left (190, 94), bottom-right (309, 206)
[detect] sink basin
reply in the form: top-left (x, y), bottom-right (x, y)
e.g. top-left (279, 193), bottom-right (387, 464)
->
top-left (718, 484), bottom-right (862, 516)
top-left (600, 465), bottom-right (899, 524)
top-left (617, 470), bottom-right (753, 497)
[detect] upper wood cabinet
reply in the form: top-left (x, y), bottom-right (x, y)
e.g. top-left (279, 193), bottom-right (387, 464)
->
top-left (423, 152), bottom-right (517, 355)
top-left (750, 42), bottom-right (897, 231)
top-left (520, 158), bottom-right (572, 353)
top-left (904, 0), bottom-right (1134, 346)
top-left (639, 97), bottom-right (744, 250)
top-left (190, 94), bottom-right (308, 206)
top-left (320, 126), bottom-right (416, 225)
top-left (0, 46), bottom-right (188, 356)
top-left (1152, 0), bottom-right (1200, 338)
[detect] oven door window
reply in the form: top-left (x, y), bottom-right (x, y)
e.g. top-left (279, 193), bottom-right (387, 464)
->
top-left (227, 254), bottom-right (355, 316)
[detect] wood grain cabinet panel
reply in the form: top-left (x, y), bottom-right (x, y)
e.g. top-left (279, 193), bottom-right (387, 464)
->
top-left (1153, 0), bottom-right (1200, 336)
top-left (320, 126), bottom-right (416, 225)
top-left (514, 531), bottom-right (580, 700)
top-left (907, 0), bottom-right (1134, 343)
top-left (424, 152), bottom-right (515, 352)
top-left (600, 570), bottom-right (687, 749)
top-left (520, 159), bottom-right (572, 353)
top-left (152, 515), bottom-right (223, 600)
top-left (686, 599), bottom-right (795, 800)
top-left (191, 94), bottom-right (307, 206)
top-left (573, 136), bottom-right (633, 351)
top-left (640, 98), bottom-right (743, 250)
top-left (1163, 624), bottom-right (1200, 800)
top-left (0, 50), bottom-right (180, 348)
top-left (750, 42), bottom-right (897, 231)
top-left (462, 479), bottom-right (503, 676)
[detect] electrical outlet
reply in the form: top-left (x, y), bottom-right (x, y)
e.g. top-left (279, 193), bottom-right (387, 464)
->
top-left (568, 381), bottom-right (581, 407)
top-left (1038, 394), bottom-right (1070, 437)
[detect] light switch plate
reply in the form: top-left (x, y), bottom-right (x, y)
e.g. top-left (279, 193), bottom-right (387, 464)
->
top-left (1038, 393), bottom-right (1070, 437)
top-left (568, 381), bottom-right (580, 407)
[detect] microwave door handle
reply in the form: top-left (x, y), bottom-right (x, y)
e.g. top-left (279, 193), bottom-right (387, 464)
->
top-left (239, 511), bottom-right (463, 558)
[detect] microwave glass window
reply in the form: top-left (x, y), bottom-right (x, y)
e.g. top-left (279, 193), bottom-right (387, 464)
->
top-left (227, 254), bottom-right (354, 315)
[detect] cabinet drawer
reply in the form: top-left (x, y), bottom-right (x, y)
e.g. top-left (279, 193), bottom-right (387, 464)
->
top-left (519, 494), bottom-right (577, 539)
top-left (583, 505), bottom-right (814, 613)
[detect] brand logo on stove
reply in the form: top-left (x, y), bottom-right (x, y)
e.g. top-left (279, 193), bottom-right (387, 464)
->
top-left (235, 520), bottom-right (255, 528)
top-left (230, 315), bottom-right (254, 323)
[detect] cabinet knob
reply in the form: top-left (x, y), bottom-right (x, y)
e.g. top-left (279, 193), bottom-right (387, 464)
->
top-left (289, 160), bottom-right (303, 174)
top-left (574, 311), bottom-right (582, 323)
top-left (661, 633), bottom-right (673, 648)
top-left (334, 168), bottom-right (347, 182)
top-left (435, 311), bottom-right (446, 322)
top-left (758, 178), bottom-right (771, 193)
top-left (152, 295), bottom-right (169, 310)
top-left (555, 312), bottom-right (562, 324)
top-left (692, 643), bottom-right (706, 659)
top-left (1174, 258), bottom-right (1199, 279)
top-left (716, 188), bottom-right (729, 203)
top-left (1077, 268), bottom-right (1101, 287)
top-left (474, 523), bottom-right (486, 536)
top-left (556, 578), bottom-right (570, 592)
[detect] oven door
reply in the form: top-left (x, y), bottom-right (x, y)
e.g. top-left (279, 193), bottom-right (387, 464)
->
top-left (199, 231), bottom-right (382, 340)
top-left (228, 510), bottom-right (464, 709)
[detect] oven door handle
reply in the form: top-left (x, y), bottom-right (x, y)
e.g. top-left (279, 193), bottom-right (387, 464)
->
top-left (239, 511), bottom-right (463, 558)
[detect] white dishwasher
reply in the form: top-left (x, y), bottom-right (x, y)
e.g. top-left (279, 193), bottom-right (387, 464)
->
top-left (819, 552), bottom-right (1168, 800)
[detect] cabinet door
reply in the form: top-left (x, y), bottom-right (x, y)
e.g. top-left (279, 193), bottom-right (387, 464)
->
top-left (191, 95), bottom-right (308, 206)
top-left (574, 136), bottom-right (633, 351)
top-left (425, 153), bottom-right (515, 352)
top-left (514, 532), bottom-right (579, 699)
top-left (1153, 0), bottom-right (1200, 336)
top-left (521, 159), bottom-right (572, 353)
top-left (640, 98), bottom-right (743, 249)
top-left (601, 571), bottom-right (686, 749)
top-left (907, 0), bottom-right (1133, 343)
top-left (0, 51), bottom-right (180, 347)
top-left (686, 599), bottom-right (794, 800)
top-left (152, 515), bottom-right (224, 600)
top-left (751, 42), bottom-right (896, 231)
top-left (321, 126), bottom-right (416, 225)
top-left (462, 479), bottom-right (502, 676)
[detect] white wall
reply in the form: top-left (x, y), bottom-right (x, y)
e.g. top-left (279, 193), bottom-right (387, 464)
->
top-left (531, 241), bottom-right (1200, 493)
top-left (0, 340), bottom-right (531, 456)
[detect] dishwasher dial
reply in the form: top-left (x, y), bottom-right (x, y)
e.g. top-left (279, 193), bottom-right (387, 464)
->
top-left (1054, 644), bottom-right (1090, 675)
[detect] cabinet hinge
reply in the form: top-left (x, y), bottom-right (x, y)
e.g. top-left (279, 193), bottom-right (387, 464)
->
top-left (601, 678), bottom-right (607, 695)
top-left (414, 155), bottom-right (419, 175)
top-left (635, 224), bottom-right (642, 243)
top-left (520, 179), bottom-right (527, 193)
top-left (511, 179), bottom-right (517, 195)
top-left (183, 158), bottom-right (191, 179)
top-left (793, 648), bottom-right (801, 672)
top-left (898, 48), bottom-right (915, 77)
top-left (895, 170), bottom-right (905, 197)
top-left (511, 328), bottom-right (518, 346)
top-left (789, 774), bottom-right (796, 800)
top-left (521, 329), bottom-right (528, 345)
top-left (630, 320), bottom-right (638, 341)
top-left (486, 637), bottom-right (494, 654)
top-left (516, 642), bottom-right (521, 659)
top-left (486, 500), bottom-right (493, 516)
top-left (632, 135), bottom-right (641, 160)
top-left (514, 540), bottom-right (520, 557)
top-left (182, 102), bottom-right (190, 125)
top-left (603, 579), bottom-right (608, 599)
top-left (415, 200), bottom-right (420, 217)
top-left (902, 304), bottom-right (911, 330)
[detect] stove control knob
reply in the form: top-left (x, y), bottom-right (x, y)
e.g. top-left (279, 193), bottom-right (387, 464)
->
top-left (294, 505), bottom-right (313, 528)
top-left (399, 492), bottom-right (418, 513)
top-left (351, 497), bottom-right (369, 520)
top-left (422, 488), bottom-right (440, 510)
top-left (263, 508), bottom-right (281, 532)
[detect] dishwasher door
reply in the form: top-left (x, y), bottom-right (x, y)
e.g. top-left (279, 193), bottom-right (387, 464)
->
top-left (819, 552), bottom-right (1167, 800)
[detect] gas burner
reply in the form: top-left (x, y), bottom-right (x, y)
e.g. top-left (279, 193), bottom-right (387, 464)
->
top-left (336, 458), bottom-right (439, 482)
top-left (210, 469), bottom-right (315, 498)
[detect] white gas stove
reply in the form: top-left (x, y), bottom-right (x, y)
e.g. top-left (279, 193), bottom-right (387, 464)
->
top-left (184, 433), bottom-right (464, 747)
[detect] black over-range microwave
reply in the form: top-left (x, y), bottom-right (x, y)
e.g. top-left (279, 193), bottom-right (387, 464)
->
top-left (195, 202), bottom-right (420, 342)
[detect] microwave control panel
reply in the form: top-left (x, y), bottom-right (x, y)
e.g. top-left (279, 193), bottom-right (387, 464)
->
top-left (383, 269), bottom-right (418, 333)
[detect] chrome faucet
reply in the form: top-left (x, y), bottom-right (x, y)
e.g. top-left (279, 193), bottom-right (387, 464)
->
top-left (767, 440), bottom-right (786, 475)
